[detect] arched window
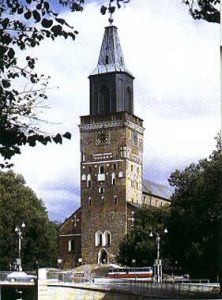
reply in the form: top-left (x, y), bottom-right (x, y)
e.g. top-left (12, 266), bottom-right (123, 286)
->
top-left (99, 166), bottom-right (104, 174)
top-left (68, 240), bottom-right (75, 252)
top-left (98, 165), bottom-right (105, 181)
top-left (81, 152), bottom-right (85, 162)
top-left (118, 79), bottom-right (124, 111)
top-left (99, 186), bottom-right (104, 194)
top-left (95, 231), bottom-right (103, 246)
top-left (87, 174), bottom-right (91, 188)
top-left (126, 86), bottom-right (132, 112)
top-left (99, 85), bottom-right (110, 114)
top-left (111, 172), bottom-right (116, 185)
top-left (114, 195), bottom-right (117, 205)
top-left (104, 231), bottom-right (111, 246)
top-left (88, 197), bottom-right (91, 206)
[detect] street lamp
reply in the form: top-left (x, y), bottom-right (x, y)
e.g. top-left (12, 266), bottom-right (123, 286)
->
top-left (57, 257), bottom-right (63, 269)
top-left (149, 228), bottom-right (168, 283)
top-left (15, 222), bottom-right (25, 272)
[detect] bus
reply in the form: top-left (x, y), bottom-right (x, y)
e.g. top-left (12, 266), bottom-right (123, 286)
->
top-left (106, 266), bottom-right (153, 280)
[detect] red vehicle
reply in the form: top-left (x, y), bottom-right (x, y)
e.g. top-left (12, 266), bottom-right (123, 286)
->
top-left (106, 267), bottom-right (153, 280)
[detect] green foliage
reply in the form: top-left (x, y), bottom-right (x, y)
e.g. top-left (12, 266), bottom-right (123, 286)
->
top-left (117, 206), bottom-right (170, 267)
top-left (0, 0), bottom-right (131, 167)
top-left (184, 0), bottom-right (220, 23)
top-left (100, 0), bottom-right (130, 15)
top-left (0, 0), bottom-right (83, 167)
top-left (168, 149), bottom-right (222, 280)
top-left (0, 170), bottom-right (58, 270)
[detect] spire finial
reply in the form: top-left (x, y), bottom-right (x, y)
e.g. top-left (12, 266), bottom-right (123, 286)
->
top-left (108, 12), bottom-right (114, 25)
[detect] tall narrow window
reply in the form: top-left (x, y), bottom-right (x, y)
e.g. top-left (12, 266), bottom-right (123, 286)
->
top-left (99, 85), bottom-right (110, 114)
top-left (68, 240), bottom-right (75, 252)
top-left (118, 79), bottom-right (124, 111)
top-left (111, 172), bottom-right (116, 185)
top-left (88, 197), bottom-right (91, 206)
top-left (114, 195), bottom-right (117, 205)
top-left (126, 86), bottom-right (132, 112)
top-left (104, 231), bottom-right (111, 246)
top-left (98, 165), bottom-right (105, 181)
top-left (95, 231), bottom-right (103, 246)
top-left (105, 55), bottom-right (109, 64)
top-left (99, 166), bottom-right (104, 174)
top-left (87, 174), bottom-right (91, 188)
top-left (99, 186), bottom-right (104, 194)
top-left (81, 152), bottom-right (86, 162)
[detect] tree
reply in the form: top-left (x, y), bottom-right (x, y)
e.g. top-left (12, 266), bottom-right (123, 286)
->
top-left (0, 0), bottom-right (130, 168)
top-left (168, 148), bottom-right (222, 280)
top-left (102, 1), bottom-right (220, 23)
top-left (0, 0), bottom-right (80, 167)
top-left (184, 0), bottom-right (220, 23)
top-left (0, 170), bottom-right (58, 270)
top-left (117, 206), bottom-right (170, 268)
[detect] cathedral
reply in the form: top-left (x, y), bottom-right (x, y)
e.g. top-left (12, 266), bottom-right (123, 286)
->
top-left (58, 19), bottom-right (171, 269)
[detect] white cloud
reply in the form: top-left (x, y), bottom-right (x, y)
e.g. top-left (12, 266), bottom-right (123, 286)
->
top-left (8, 1), bottom-right (220, 221)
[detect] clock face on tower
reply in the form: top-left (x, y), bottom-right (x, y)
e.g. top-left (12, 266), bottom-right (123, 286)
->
top-left (96, 130), bottom-right (110, 145)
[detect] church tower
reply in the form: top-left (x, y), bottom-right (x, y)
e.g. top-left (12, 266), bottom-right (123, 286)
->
top-left (79, 20), bottom-right (144, 264)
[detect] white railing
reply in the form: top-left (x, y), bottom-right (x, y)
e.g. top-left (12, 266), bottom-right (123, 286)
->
top-left (46, 270), bottom-right (221, 298)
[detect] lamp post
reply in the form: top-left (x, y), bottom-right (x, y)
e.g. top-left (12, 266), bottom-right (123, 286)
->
top-left (57, 257), bottom-right (63, 270)
top-left (149, 228), bottom-right (168, 283)
top-left (15, 222), bottom-right (25, 272)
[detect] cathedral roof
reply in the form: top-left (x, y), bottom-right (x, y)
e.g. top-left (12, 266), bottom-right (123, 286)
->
top-left (91, 25), bottom-right (133, 76)
top-left (142, 179), bottom-right (172, 200)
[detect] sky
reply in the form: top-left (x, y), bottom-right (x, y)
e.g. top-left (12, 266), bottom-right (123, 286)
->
top-left (8, 0), bottom-right (220, 221)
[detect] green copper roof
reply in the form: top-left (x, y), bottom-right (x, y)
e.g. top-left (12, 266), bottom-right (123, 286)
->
top-left (91, 25), bottom-right (132, 76)
top-left (142, 179), bottom-right (172, 200)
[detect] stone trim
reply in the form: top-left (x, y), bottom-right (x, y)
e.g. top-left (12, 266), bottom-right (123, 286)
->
top-left (59, 234), bottom-right (81, 237)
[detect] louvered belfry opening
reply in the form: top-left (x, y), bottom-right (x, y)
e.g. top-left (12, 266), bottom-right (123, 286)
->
top-left (89, 25), bottom-right (134, 116)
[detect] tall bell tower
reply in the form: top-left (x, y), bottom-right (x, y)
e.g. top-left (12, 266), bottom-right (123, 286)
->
top-left (79, 19), bottom-right (144, 264)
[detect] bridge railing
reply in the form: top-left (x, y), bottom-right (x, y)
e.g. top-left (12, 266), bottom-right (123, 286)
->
top-left (46, 270), bottom-right (220, 298)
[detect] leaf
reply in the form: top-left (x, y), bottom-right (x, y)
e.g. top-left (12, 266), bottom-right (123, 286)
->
top-left (7, 48), bottom-right (15, 59)
top-left (108, 6), bottom-right (115, 14)
top-left (55, 18), bottom-right (65, 25)
top-left (51, 25), bottom-right (62, 36)
top-left (17, 7), bottom-right (24, 14)
top-left (53, 134), bottom-right (62, 144)
top-left (33, 10), bottom-right (41, 22)
top-left (44, 1), bottom-right (50, 10)
top-left (2, 80), bottom-right (11, 88)
top-left (29, 139), bottom-right (36, 147)
top-left (2, 18), bottom-right (10, 29)
top-left (41, 18), bottom-right (53, 28)
top-left (100, 5), bottom-right (107, 15)
top-left (36, 3), bottom-right (42, 10)
top-left (24, 10), bottom-right (32, 20)
top-left (63, 132), bottom-right (71, 139)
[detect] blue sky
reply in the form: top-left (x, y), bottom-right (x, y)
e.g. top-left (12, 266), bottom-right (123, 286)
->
top-left (8, 0), bottom-right (220, 221)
